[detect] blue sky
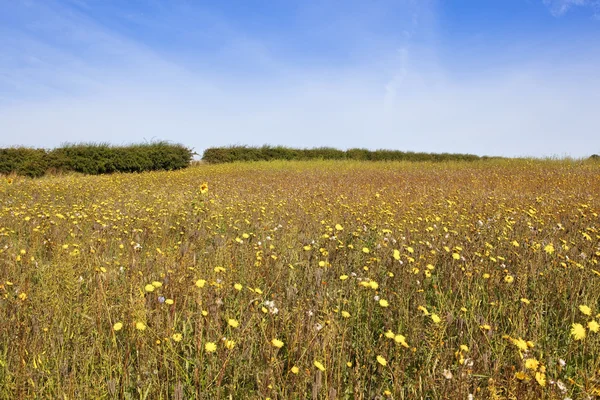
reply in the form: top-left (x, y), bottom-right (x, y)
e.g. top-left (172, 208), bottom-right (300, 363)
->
top-left (0, 0), bottom-right (599, 157)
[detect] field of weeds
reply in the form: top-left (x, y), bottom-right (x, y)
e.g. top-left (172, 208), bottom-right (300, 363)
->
top-left (1, 159), bottom-right (599, 399)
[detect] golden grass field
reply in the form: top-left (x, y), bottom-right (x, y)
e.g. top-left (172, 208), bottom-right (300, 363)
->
top-left (1, 159), bottom-right (599, 399)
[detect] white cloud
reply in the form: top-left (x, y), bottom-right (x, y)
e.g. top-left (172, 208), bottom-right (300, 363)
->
top-left (543, 0), bottom-right (600, 16)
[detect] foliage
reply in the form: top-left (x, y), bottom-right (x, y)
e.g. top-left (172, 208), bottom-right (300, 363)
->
top-left (1, 159), bottom-right (599, 399)
top-left (0, 142), bottom-right (193, 176)
top-left (202, 145), bottom-right (483, 163)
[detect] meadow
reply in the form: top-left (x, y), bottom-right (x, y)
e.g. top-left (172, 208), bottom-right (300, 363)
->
top-left (1, 159), bottom-right (599, 399)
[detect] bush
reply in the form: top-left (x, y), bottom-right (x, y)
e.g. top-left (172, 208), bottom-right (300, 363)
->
top-left (0, 142), bottom-right (193, 177)
top-left (202, 146), bottom-right (482, 164)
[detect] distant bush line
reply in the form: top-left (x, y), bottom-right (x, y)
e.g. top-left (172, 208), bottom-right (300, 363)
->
top-left (0, 142), bottom-right (193, 177)
top-left (202, 146), bottom-right (485, 164)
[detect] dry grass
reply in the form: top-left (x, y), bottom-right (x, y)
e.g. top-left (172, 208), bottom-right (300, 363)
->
top-left (1, 159), bottom-right (599, 399)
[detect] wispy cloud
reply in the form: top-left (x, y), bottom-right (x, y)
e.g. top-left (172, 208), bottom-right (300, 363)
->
top-left (543, 0), bottom-right (600, 16)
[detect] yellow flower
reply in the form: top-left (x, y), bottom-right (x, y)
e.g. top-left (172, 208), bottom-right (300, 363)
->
top-left (135, 322), bottom-right (147, 331)
top-left (362, 247), bottom-right (370, 254)
top-left (172, 333), bottom-right (183, 342)
top-left (195, 279), bottom-right (206, 288)
top-left (571, 323), bottom-right (586, 340)
top-left (314, 360), bottom-right (326, 371)
top-left (144, 284), bottom-right (155, 292)
top-left (369, 281), bottom-right (379, 290)
top-left (520, 298), bottom-right (530, 305)
top-left (165, 299), bottom-right (174, 305)
top-left (417, 306), bottom-right (429, 316)
top-left (525, 358), bottom-right (539, 371)
top-left (588, 320), bottom-right (599, 333)
top-left (228, 319), bottom-right (239, 328)
top-left (224, 339), bottom-right (236, 349)
top-left (335, 224), bottom-right (343, 231)
top-left (113, 322), bottom-right (123, 331)
top-left (384, 330), bottom-right (395, 339)
top-left (376, 355), bottom-right (387, 366)
top-left (544, 244), bottom-right (554, 254)
top-left (504, 275), bottom-right (514, 283)
top-left (339, 275), bottom-right (348, 280)
top-left (341, 311), bottom-right (350, 318)
top-left (393, 249), bottom-right (400, 260)
top-left (200, 182), bottom-right (208, 194)
top-left (271, 338), bottom-right (284, 348)
top-left (394, 335), bottom-right (409, 348)
top-left (452, 253), bottom-right (460, 260)
top-left (535, 372), bottom-right (546, 387)
top-left (480, 324), bottom-right (492, 331)
top-left (151, 281), bottom-right (162, 288)
top-left (459, 345), bottom-right (469, 352)
top-left (234, 283), bottom-right (243, 291)
top-left (291, 366), bottom-right (299, 374)
top-left (379, 299), bottom-right (389, 307)
top-left (18, 292), bottom-right (27, 301)
top-left (431, 314), bottom-right (441, 324)
top-left (579, 305), bottom-right (592, 316)
top-left (205, 342), bottom-right (217, 352)
top-left (511, 337), bottom-right (528, 351)
top-left (482, 273), bottom-right (491, 279)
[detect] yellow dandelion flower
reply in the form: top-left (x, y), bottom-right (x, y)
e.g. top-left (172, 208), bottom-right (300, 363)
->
top-left (195, 279), bottom-right (206, 288)
top-left (544, 244), bottom-right (554, 254)
top-left (224, 339), bottom-right (236, 349)
top-left (165, 299), bottom-right (174, 305)
top-left (271, 338), bottom-right (284, 348)
top-left (535, 372), bottom-right (546, 387)
top-left (460, 345), bottom-right (469, 352)
top-left (579, 305), bottom-right (592, 316)
top-left (571, 323), bottom-right (586, 340)
top-left (393, 249), bottom-right (400, 260)
top-left (205, 342), bottom-right (217, 352)
top-left (335, 224), bottom-right (343, 231)
top-left (480, 324), bottom-right (492, 331)
top-left (228, 319), bottom-right (239, 328)
top-left (151, 281), bottom-right (162, 288)
top-left (482, 273), bottom-right (490, 279)
top-left (376, 355), bottom-right (387, 366)
top-left (588, 320), bottom-right (599, 333)
top-left (394, 335), bottom-right (409, 348)
top-left (379, 299), bottom-right (389, 307)
top-left (200, 182), bottom-right (208, 194)
top-left (144, 284), bottom-right (155, 292)
top-left (417, 306), bottom-right (429, 315)
top-left (515, 371), bottom-right (527, 380)
top-left (113, 322), bottom-right (123, 331)
top-left (452, 253), bottom-right (460, 260)
top-left (520, 298), bottom-right (530, 305)
top-left (504, 275), bottom-right (514, 283)
top-left (234, 283), bottom-right (243, 291)
top-left (369, 281), bottom-right (379, 289)
top-left (291, 366), bottom-right (299, 374)
top-left (172, 333), bottom-right (183, 342)
top-left (511, 337), bottom-right (528, 350)
top-left (314, 360), bottom-right (326, 371)
top-left (362, 247), bottom-right (370, 254)
top-left (525, 358), bottom-right (539, 371)
top-left (135, 322), bottom-right (147, 331)
top-left (341, 311), bottom-right (350, 318)
top-left (431, 314), bottom-right (441, 324)
top-left (18, 292), bottom-right (27, 301)
top-left (384, 330), bottom-right (395, 339)
top-left (339, 274), bottom-right (348, 280)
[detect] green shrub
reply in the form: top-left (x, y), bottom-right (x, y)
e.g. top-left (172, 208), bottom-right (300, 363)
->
top-left (0, 142), bottom-right (193, 177)
top-left (202, 146), bottom-right (483, 164)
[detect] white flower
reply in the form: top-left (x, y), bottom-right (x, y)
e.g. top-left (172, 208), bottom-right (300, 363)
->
top-left (373, 295), bottom-right (380, 301)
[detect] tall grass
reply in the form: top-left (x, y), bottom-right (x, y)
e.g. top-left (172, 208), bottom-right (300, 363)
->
top-left (0, 159), bottom-right (599, 399)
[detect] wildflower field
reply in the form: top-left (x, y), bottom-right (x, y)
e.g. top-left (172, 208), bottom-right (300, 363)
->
top-left (1, 159), bottom-right (599, 399)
